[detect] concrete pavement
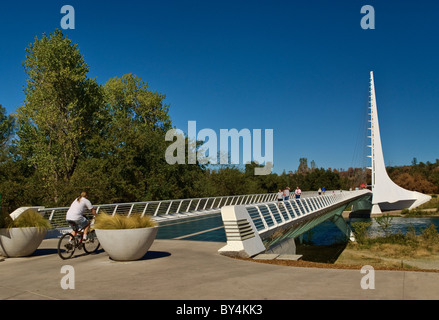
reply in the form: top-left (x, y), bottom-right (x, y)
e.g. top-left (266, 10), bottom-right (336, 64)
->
top-left (1, 238), bottom-right (439, 300)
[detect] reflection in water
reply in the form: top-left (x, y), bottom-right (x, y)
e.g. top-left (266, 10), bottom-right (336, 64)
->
top-left (297, 216), bottom-right (439, 263)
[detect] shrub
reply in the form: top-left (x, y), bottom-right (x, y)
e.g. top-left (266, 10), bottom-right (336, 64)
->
top-left (2, 210), bottom-right (51, 231)
top-left (420, 224), bottom-right (439, 244)
top-left (351, 221), bottom-right (372, 244)
top-left (375, 213), bottom-right (393, 236)
top-left (94, 213), bottom-right (157, 230)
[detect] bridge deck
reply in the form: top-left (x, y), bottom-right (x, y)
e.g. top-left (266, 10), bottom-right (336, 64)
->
top-left (15, 190), bottom-right (371, 246)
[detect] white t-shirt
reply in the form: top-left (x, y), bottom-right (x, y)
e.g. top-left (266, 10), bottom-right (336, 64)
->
top-left (66, 197), bottom-right (93, 221)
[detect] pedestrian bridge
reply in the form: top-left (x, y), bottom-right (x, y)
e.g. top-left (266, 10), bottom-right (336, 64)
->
top-left (12, 189), bottom-right (371, 257)
top-left (218, 189), bottom-right (371, 258)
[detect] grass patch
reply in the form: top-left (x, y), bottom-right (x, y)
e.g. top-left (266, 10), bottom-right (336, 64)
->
top-left (417, 194), bottom-right (439, 210)
top-left (94, 212), bottom-right (157, 230)
top-left (394, 195), bottom-right (439, 217)
top-left (337, 221), bottom-right (439, 269)
top-left (346, 224), bottom-right (439, 260)
top-left (401, 208), bottom-right (439, 216)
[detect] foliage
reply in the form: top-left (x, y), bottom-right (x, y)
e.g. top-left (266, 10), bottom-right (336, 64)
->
top-left (0, 105), bottom-right (15, 157)
top-left (350, 221), bottom-right (372, 244)
top-left (346, 223), bottom-right (439, 264)
top-left (401, 207), bottom-right (438, 217)
top-left (387, 160), bottom-right (439, 194)
top-left (420, 224), bottom-right (439, 246)
top-left (15, 29), bottom-right (104, 205)
top-left (1, 210), bottom-right (51, 231)
top-left (0, 212), bottom-right (12, 229)
top-left (349, 218), bottom-right (439, 254)
top-left (374, 213), bottom-right (393, 236)
top-left (94, 213), bottom-right (157, 230)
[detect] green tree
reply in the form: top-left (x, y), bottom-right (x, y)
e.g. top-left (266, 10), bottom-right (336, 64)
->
top-left (16, 29), bottom-right (104, 205)
top-left (72, 73), bottom-right (178, 203)
top-left (0, 105), bottom-right (15, 161)
top-left (0, 105), bottom-right (17, 213)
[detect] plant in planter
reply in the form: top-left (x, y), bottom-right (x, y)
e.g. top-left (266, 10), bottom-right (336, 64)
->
top-left (94, 213), bottom-right (158, 261)
top-left (0, 208), bottom-right (52, 258)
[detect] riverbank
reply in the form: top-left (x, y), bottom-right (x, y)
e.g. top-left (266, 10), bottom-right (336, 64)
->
top-left (342, 208), bottom-right (439, 219)
top-left (247, 209), bottom-right (439, 272)
top-left (241, 243), bottom-right (439, 273)
top-left (239, 256), bottom-right (439, 273)
top-left (334, 246), bottom-right (439, 271)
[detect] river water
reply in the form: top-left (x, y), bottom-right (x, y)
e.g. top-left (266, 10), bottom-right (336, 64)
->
top-left (301, 216), bottom-right (439, 246)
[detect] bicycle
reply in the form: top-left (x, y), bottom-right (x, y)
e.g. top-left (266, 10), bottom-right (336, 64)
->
top-left (57, 217), bottom-right (100, 260)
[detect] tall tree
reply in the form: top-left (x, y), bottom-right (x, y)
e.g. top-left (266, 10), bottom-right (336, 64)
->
top-left (16, 29), bottom-right (103, 204)
top-left (73, 73), bottom-right (176, 203)
top-left (297, 157), bottom-right (309, 174)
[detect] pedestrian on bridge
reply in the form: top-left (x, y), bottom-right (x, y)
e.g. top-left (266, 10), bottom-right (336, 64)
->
top-left (295, 187), bottom-right (302, 199)
top-left (283, 187), bottom-right (290, 201)
top-left (277, 190), bottom-right (284, 203)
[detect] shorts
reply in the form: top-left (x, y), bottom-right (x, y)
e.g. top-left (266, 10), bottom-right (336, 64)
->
top-left (67, 216), bottom-right (89, 231)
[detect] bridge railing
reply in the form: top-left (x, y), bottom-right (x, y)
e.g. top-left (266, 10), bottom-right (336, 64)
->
top-left (219, 189), bottom-right (372, 257)
top-left (245, 191), bottom-right (348, 235)
top-left (38, 193), bottom-right (277, 229)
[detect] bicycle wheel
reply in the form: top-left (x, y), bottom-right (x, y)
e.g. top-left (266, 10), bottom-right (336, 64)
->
top-left (83, 230), bottom-right (100, 254)
top-left (58, 233), bottom-right (77, 260)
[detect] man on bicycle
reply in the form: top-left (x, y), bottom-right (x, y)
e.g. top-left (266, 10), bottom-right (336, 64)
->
top-left (66, 191), bottom-right (97, 241)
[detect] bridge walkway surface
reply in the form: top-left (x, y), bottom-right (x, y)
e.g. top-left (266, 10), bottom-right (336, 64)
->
top-left (1, 238), bottom-right (439, 300)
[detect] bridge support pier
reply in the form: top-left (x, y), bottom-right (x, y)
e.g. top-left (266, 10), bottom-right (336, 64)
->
top-left (218, 205), bottom-right (266, 258)
top-left (371, 204), bottom-right (382, 214)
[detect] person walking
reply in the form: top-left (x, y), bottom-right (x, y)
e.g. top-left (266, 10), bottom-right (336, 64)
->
top-left (277, 189), bottom-right (284, 203)
top-left (283, 187), bottom-right (290, 201)
top-left (295, 186), bottom-right (302, 199)
top-left (318, 187), bottom-right (322, 196)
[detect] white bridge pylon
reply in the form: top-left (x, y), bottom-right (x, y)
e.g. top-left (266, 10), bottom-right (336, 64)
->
top-left (368, 71), bottom-right (431, 214)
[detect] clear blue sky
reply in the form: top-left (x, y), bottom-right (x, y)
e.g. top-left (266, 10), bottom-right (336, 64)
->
top-left (1, 0), bottom-right (438, 174)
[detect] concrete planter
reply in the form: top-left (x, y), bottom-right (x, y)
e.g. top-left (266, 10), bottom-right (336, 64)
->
top-left (95, 227), bottom-right (158, 261)
top-left (0, 227), bottom-right (47, 258)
